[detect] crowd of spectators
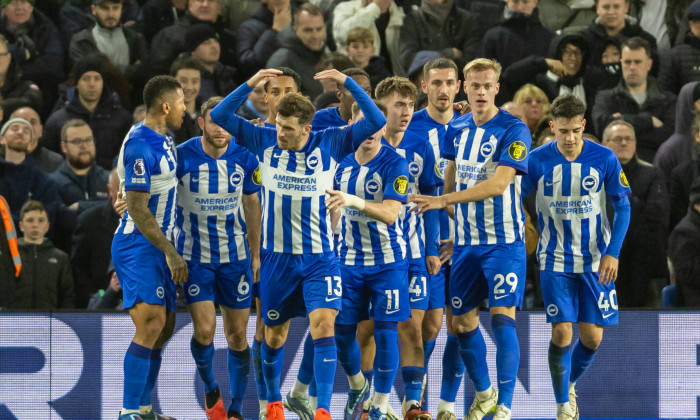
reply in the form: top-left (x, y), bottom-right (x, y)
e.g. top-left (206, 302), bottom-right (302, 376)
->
top-left (0, 0), bottom-right (699, 310)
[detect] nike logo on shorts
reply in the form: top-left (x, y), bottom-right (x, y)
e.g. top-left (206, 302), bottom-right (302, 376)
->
top-left (237, 296), bottom-right (248, 301)
top-left (325, 296), bottom-right (340, 302)
top-left (410, 297), bottom-right (424, 302)
top-left (494, 294), bottom-right (509, 300)
top-left (386, 309), bottom-right (400, 314)
top-left (602, 312), bottom-right (615, 319)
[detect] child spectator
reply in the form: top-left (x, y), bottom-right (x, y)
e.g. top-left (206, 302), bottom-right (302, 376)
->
top-left (15, 200), bottom-right (75, 310)
top-left (346, 27), bottom-right (390, 89)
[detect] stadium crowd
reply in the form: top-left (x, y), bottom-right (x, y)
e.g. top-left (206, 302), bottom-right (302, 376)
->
top-left (0, 0), bottom-right (698, 313)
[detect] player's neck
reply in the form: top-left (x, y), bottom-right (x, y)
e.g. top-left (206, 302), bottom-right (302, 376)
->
top-left (557, 140), bottom-right (585, 161)
top-left (384, 129), bottom-right (404, 148)
top-left (426, 104), bottom-right (453, 125)
top-left (266, 111), bottom-right (277, 126)
top-left (143, 115), bottom-right (168, 136)
top-left (289, 134), bottom-right (310, 151)
top-left (472, 106), bottom-right (499, 126)
top-left (355, 143), bottom-right (381, 165)
top-left (339, 105), bottom-right (351, 123)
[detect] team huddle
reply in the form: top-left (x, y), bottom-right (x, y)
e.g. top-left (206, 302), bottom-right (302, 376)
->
top-left (112, 57), bottom-right (631, 420)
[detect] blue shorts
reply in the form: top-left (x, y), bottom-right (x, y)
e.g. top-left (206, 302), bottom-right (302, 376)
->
top-left (428, 266), bottom-right (446, 311)
top-left (408, 258), bottom-right (429, 311)
top-left (183, 261), bottom-right (252, 309)
top-left (449, 242), bottom-right (526, 315)
top-left (541, 271), bottom-right (619, 326)
top-left (259, 249), bottom-right (342, 326)
top-left (442, 264), bottom-right (452, 305)
top-left (111, 233), bottom-right (177, 312)
top-left (336, 260), bottom-right (410, 324)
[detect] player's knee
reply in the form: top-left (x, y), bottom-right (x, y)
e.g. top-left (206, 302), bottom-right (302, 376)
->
top-left (580, 331), bottom-right (603, 350)
top-left (226, 331), bottom-right (248, 351)
top-left (310, 319), bottom-right (335, 338)
top-left (421, 317), bottom-right (441, 341)
top-left (398, 319), bottom-right (421, 342)
top-left (551, 323), bottom-right (573, 346)
top-left (451, 311), bottom-right (479, 334)
top-left (193, 321), bottom-right (216, 344)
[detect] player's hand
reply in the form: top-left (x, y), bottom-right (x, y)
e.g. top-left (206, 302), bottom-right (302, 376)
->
top-left (251, 253), bottom-right (260, 284)
top-left (166, 250), bottom-right (188, 285)
top-left (248, 117), bottom-right (265, 126)
top-left (114, 191), bottom-right (127, 217)
top-left (612, 112), bottom-right (622, 118)
top-left (426, 255), bottom-right (441, 275)
top-left (247, 68), bottom-right (283, 89)
top-left (454, 101), bottom-right (470, 115)
top-left (598, 254), bottom-right (618, 285)
top-left (325, 189), bottom-right (366, 211)
top-left (439, 238), bottom-right (453, 264)
top-left (314, 69), bottom-right (348, 86)
top-left (408, 194), bottom-right (447, 215)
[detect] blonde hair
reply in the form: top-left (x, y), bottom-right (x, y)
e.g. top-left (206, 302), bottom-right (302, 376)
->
top-left (462, 58), bottom-right (502, 80)
top-left (347, 27), bottom-right (373, 46)
top-left (513, 84), bottom-right (551, 117)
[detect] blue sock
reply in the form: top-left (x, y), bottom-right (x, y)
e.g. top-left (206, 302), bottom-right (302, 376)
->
top-left (297, 333), bottom-right (315, 385)
top-left (123, 342), bottom-right (151, 410)
top-left (401, 366), bottom-right (423, 404)
top-left (191, 337), bottom-right (218, 394)
top-left (313, 337), bottom-right (337, 411)
top-left (336, 324), bottom-right (362, 377)
top-left (373, 321), bottom-right (398, 394)
top-left (457, 327), bottom-right (491, 392)
top-left (309, 378), bottom-right (317, 398)
top-left (362, 369), bottom-right (374, 401)
top-left (139, 348), bottom-right (162, 406)
top-left (492, 314), bottom-right (519, 409)
top-left (569, 339), bottom-right (597, 383)
top-left (228, 347), bottom-right (250, 413)
top-left (548, 342), bottom-right (571, 404)
top-left (261, 340), bottom-right (284, 403)
top-left (423, 338), bottom-right (436, 368)
top-left (440, 333), bottom-right (465, 402)
top-left (251, 339), bottom-right (267, 401)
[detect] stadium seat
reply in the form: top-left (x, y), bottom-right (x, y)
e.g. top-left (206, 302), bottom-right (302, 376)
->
top-left (661, 284), bottom-right (676, 308)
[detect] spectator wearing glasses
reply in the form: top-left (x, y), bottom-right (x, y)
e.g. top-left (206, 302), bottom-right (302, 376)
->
top-left (50, 119), bottom-right (109, 252)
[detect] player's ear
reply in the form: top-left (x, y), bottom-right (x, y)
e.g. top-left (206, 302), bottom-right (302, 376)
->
top-left (549, 120), bottom-right (555, 133)
top-left (198, 116), bottom-right (205, 131)
top-left (495, 82), bottom-right (500, 95)
top-left (303, 124), bottom-right (312, 136)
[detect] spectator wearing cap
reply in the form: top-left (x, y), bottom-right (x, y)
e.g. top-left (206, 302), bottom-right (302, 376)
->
top-left (0, 117), bottom-right (59, 228)
top-left (479, 0), bottom-right (554, 74)
top-left (59, 0), bottom-right (140, 51)
top-left (332, 0), bottom-right (405, 75)
top-left (669, 111), bottom-right (700, 229)
top-left (601, 119), bottom-right (669, 307)
top-left (149, 0), bottom-right (236, 77)
top-left (68, 0), bottom-right (148, 79)
top-left (0, 0), bottom-right (64, 118)
top-left (185, 23), bottom-right (236, 102)
top-left (50, 119), bottom-right (110, 253)
top-left (42, 55), bottom-right (132, 169)
top-left (236, 0), bottom-right (291, 80)
top-left (668, 176), bottom-right (700, 307)
top-left (406, 50), bottom-right (440, 88)
top-left (659, 2), bottom-right (700, 95)
top-left (0, 33), bottom-right (42, 114)
top-left (10, 105), bottom-right (63, 173)
top-left (399, 0), bottom-right (476, 76)
top-left (592, 37), bottom-right (676, 162)
top-left (266, 3), bottom-right (328, 100)
top-left (170, 56), bottom-right (203, 144)
top-left (72, 168), bottom-right (120, 308)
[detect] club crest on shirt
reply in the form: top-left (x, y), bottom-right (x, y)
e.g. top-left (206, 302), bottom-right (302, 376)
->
top-left (365, 178), bottom-right (382, 195)
top-left (394, 175), bottom-right (408, 195)
top-left (508, 141), bottom-right (527, 161)
top-left (306, 150), bottom-right (322, 171)
top-left (253, 167), bottom-right (261, 185)
top-left (480, 141), bottom-right (495, 158)
top-left (230, 170), bottom-right (244, 187)
top-left (408, 161), bottom-right (423, 178)
top-left (619, 169), bottom-right (630, 188)
top-left (582, 174), bottom-right (599, 192)
top-left (133, 158), bottom-right (146, 176)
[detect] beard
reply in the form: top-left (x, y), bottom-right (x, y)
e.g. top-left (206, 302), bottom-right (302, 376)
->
top-left (5, 138), bottom-right (29, 153)
top-left (68, 153), bottom-right (94, 170)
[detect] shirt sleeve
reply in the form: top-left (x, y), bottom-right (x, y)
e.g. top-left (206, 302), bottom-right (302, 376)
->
top-left (441, 124), bottom-right (456, 161)
top-left (243, 151), bottom-right (262, 195)
top-left (497, 121), bottom-right (531, 174)
top-left (603, 152), bottom-right (632, 201)
top-left (520, 152), bottom-right (539, 198)
top-left (122, 140), bottom-right (157, 192)
top-left (382, 157), bottom-right (410, 204)
top-left (418, 139), bottom-right (443, 192)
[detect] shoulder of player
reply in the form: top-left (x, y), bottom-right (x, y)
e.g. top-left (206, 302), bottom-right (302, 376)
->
top-left (584, 139), bottom-right (616, 161)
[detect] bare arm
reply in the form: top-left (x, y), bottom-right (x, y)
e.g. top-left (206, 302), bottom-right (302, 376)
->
top-left (125, 190), bottom-right (187, 284)
top-left (243, 192), bottom-right (261, 284)
top-left (443, 160), bottom-right (456, 219)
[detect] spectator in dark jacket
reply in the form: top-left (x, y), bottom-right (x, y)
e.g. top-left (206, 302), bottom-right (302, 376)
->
top-left (0, 34), bottom-right (42, 114)
top-left (14, 200), bottom-right (75, 310)
top-left (236, 0), bottom-right (291, 80)
top-left (0, 117), bottom-right (59, 228)
top-left (538, 0), bottom-right (596, 33)
top-left (479, 0), bottom-right (555, 74)
top-left (655, 81), bottom-right (698, 183)
top-left (668, 176), bottom-right (700, 307)
top-left (87, 261), bottom-right (123, 310)
top-left (602, 120), bottom-right (669, 307)
top-left (10, 105), bottom-right (62, 173)
top-left (400, 0), bottom-right (477, 75)
top-left (658, 3), bottom-right (700, 95)
top-left (267, 3), bottom-right (328, 100)
top-left (59, 0), bottom-right (140, 50)
top-left (185, 23), bottom-right (236, 102)
top-left (0, 0), bottom-right (63, 118)
top-left (669, 113), bottom-right (700, 229)
top-left (42, 55), bottom-right (132, 170)
top-left (136, 0), bottom-right (186, 44)
top-left (579, 0), bottom-right (658, 72)
top-left (170, 56), bottom-right (203, 144)
top-left (72, 168), bottom-right (119, 308)
top-left (592, 37), bottom-right (676, 162)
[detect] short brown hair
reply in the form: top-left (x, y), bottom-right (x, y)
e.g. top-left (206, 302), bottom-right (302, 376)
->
top-left (294, 2), bottom-right (323, 22)
top-left (277, 93), bottom-right (316, 126)
top-left (60, 119), bottom-right (91, 143)
top-left (20, 200), bottom-right (47, 220)
top-left (351, 100), bottom-right (387, 119)
top-left (374, 76), bottom-right (417, 102)
top-left (463, 58), bottom-right (502, 80)
top-left (347, 27), bottom-right (373, 45)
top-left (423, 57), bottom-right (458, 82)
top-left (200, 96), bottom-right (223, 118)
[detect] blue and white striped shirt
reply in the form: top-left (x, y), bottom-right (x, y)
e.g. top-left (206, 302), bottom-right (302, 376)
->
top-left (174, 136), bottom-right (261, 264)
top-left (116, 122), bottom-right (178, 237)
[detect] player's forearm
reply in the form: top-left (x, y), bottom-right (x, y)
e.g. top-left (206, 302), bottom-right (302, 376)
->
top-left (420, 186), bottom-right (440, 256)
top-left (126, 191), bottom-right (177, 257)
top-left (243, 193), bottom-right (261, 258)
top-left (606, 195), bottom-right (631, 259)
top-left (210, 83), bottom-right (253, 134)
top-left (445, 178), bottom-right (508, 205)
top-left (346, 77), bottom-right (386, 149)
top-left (361, 200), bottom-right (402, 226)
